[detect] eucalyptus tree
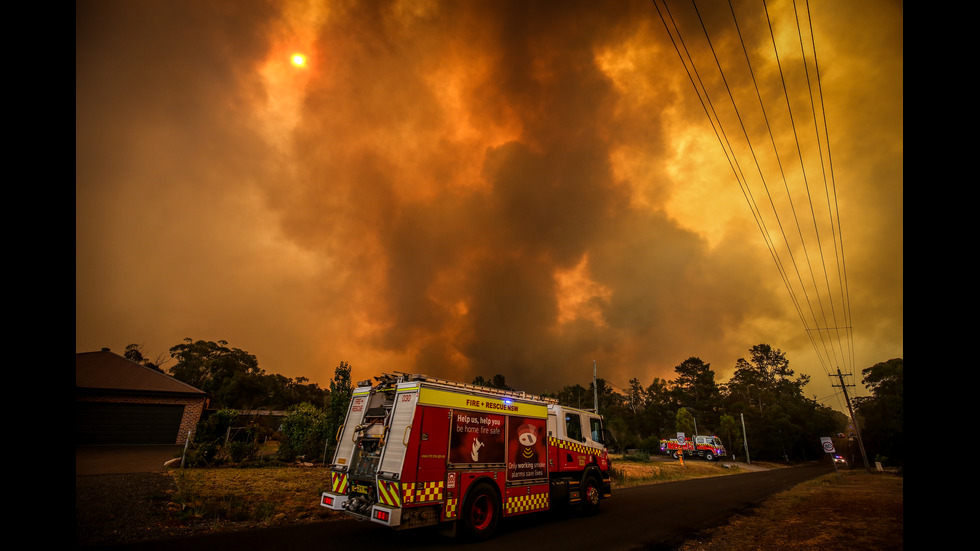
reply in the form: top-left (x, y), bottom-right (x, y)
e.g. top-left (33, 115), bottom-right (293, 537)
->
top-left (671, 357), bottom-right (722, 430)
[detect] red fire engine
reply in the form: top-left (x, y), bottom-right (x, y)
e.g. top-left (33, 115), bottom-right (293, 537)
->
top-left (659, 434), bottom-right (726, 461)
top-left (320, 373), bottom-right (611, 539)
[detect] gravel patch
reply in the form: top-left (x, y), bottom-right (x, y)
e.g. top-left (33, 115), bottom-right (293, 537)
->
top-left (76, 472), bottom-right (188, 547)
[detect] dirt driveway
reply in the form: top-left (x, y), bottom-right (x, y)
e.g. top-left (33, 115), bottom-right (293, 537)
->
top-left (75, 445), bottom-right (184, 475)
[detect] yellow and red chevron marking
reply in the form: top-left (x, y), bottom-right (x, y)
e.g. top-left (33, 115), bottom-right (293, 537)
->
top-left (377, 480), bottom-right (402, 507)
top-left (549, 436), bottom-right (602, 456)
top-left (330, 472), bottom-right (349, 494)
top-left (505, 492), bottom-right (549, 514)
top-left (444, 498), bottom-right (459, 519)
top-left (415, 481), bottom-right (444, 502)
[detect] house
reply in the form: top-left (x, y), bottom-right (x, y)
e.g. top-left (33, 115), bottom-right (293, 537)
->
top-left (75, 348), bottom-right (207, 446)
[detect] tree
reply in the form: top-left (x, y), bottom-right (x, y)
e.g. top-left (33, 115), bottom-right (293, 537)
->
top-left (745, 344), bottom-right (794, 380)
top-left (169, 339), bottom-right (263, 409)
top-left (260, 373), bottom-right (328, 410)
top-left (588, 378), bottom-right (623, 413)
top-left (719, 414), bottom-right (740, 459)
top-left (727, 344), bottom-right (809, 413)
top-left (472, 374), bottom-right (514, 390)
top-left (642, 377), bottom-right (675, 440)
top-left (671, 357), bottom-right (721, 429)
top-left (325, 361), bottom-right (353, 455)
top-left (124, 343), bottom-right (166, 372)
top-left (854, 358), bottom-right (903, 466)
top-left (722, 344), bottom-right (843, 461)
top-left (624, 378), bottom-right (645, 414)
top-left (553, 384), bottom-right (589, 409)
top-left (123, 338), bottom-right (326, 412)
top-left (675, 407), bottom-right (695, 436)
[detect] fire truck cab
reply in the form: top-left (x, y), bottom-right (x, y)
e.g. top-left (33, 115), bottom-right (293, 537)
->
top-left (320, 373), bottom-right (611, 540)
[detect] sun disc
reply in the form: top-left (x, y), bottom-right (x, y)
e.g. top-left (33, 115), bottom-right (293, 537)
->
top-left (291, 54), bottom-right (306, 67)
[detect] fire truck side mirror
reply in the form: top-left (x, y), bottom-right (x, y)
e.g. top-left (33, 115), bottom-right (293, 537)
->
top-left (602, 429), bottom-right (614, 450)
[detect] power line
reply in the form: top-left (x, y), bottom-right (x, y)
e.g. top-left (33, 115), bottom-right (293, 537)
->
top-left (651, 0), bottom-right (854, 399)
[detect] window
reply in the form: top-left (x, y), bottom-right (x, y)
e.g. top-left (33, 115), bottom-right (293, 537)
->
top-left (565, 413), bottom-right (583, 442)
top-left (589, 417), bottom-right (604, 445)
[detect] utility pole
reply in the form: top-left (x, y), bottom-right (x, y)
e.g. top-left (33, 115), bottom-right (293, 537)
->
top-left (740, 413), bottom-right (750, 465)
top-left (593, 360), bottom-right (599, 413)
top-left (831, 367), bottom-right (870, 470)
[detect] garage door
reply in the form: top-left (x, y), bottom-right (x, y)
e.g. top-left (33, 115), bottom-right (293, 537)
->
top-left (76, 402), bottom-right (185, 445)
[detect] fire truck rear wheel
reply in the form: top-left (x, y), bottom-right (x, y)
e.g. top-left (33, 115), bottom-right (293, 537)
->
top-left (461, 483), bottom-right (500, 540)
top-left (580, 476), bottom-right (601, 516)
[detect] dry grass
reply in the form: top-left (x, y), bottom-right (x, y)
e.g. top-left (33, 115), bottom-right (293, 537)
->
top-left (609, 456), bottom-right (764, 487)
top-left (675, 469), bottom-right (903, 550)
top-left (170, 464), bottom-right (340, 529)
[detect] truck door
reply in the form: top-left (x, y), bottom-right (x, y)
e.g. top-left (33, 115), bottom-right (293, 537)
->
top-left (415, 405), bottom-right (451, 480)
top-left (584, 415), bottom-right (605, 448)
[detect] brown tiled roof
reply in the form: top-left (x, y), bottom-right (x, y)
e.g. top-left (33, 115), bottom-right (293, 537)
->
top-left (76, 349), bottom-right (205, 395)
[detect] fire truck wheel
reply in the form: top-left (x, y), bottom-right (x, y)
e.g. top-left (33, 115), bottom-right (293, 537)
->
top-left (671, 451), bottom-right (678, 459)
top-left (704, 452), bottom-right (714, 461)
top-left (580, 476), bottom-right (601, 516)
top-left (461, 483), bottom-right (500, 540)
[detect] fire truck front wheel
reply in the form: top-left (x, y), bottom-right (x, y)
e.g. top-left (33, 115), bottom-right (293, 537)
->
top-left (460, 483), bottom-right (500, 540)
top-left (580, 475), bottom-right (601, 516)
top-left (704, 452), bottom-right (715, 461)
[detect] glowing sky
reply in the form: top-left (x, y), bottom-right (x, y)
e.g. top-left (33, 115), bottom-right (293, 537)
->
top-left (76, 0), bottom-right (902, 412)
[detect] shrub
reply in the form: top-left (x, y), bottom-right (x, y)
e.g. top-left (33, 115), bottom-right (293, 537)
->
top-left (181, 409), bottom-right (240, 466)
top-left (229, 440), bottom-right (259, 463)
top-left (278, 402), bottom-right (328, 462)
top-left (638, 435), bottom-right (664, 454)
top-left (624, 449), bottom-right (651, 462)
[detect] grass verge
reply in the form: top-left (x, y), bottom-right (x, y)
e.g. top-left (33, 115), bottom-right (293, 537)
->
top-left (171, 465), bottom-right (337, 529)
top-left (609, 458), bottom-right (750, 487)
top-left (675, 469), bottom-right (903, 550)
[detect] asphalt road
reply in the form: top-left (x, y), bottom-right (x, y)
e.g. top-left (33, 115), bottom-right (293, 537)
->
top-left (106, 462), bottom-right (832, 551)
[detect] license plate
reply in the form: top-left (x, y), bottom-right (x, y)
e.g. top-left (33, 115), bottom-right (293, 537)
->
top-left (354, 484), bottom-right (371, 495)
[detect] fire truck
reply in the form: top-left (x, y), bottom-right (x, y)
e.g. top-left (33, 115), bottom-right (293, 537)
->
top-left (659, 434), bottom-right (726, 461)
top-left (320, 373), bottom-right (611, 540)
